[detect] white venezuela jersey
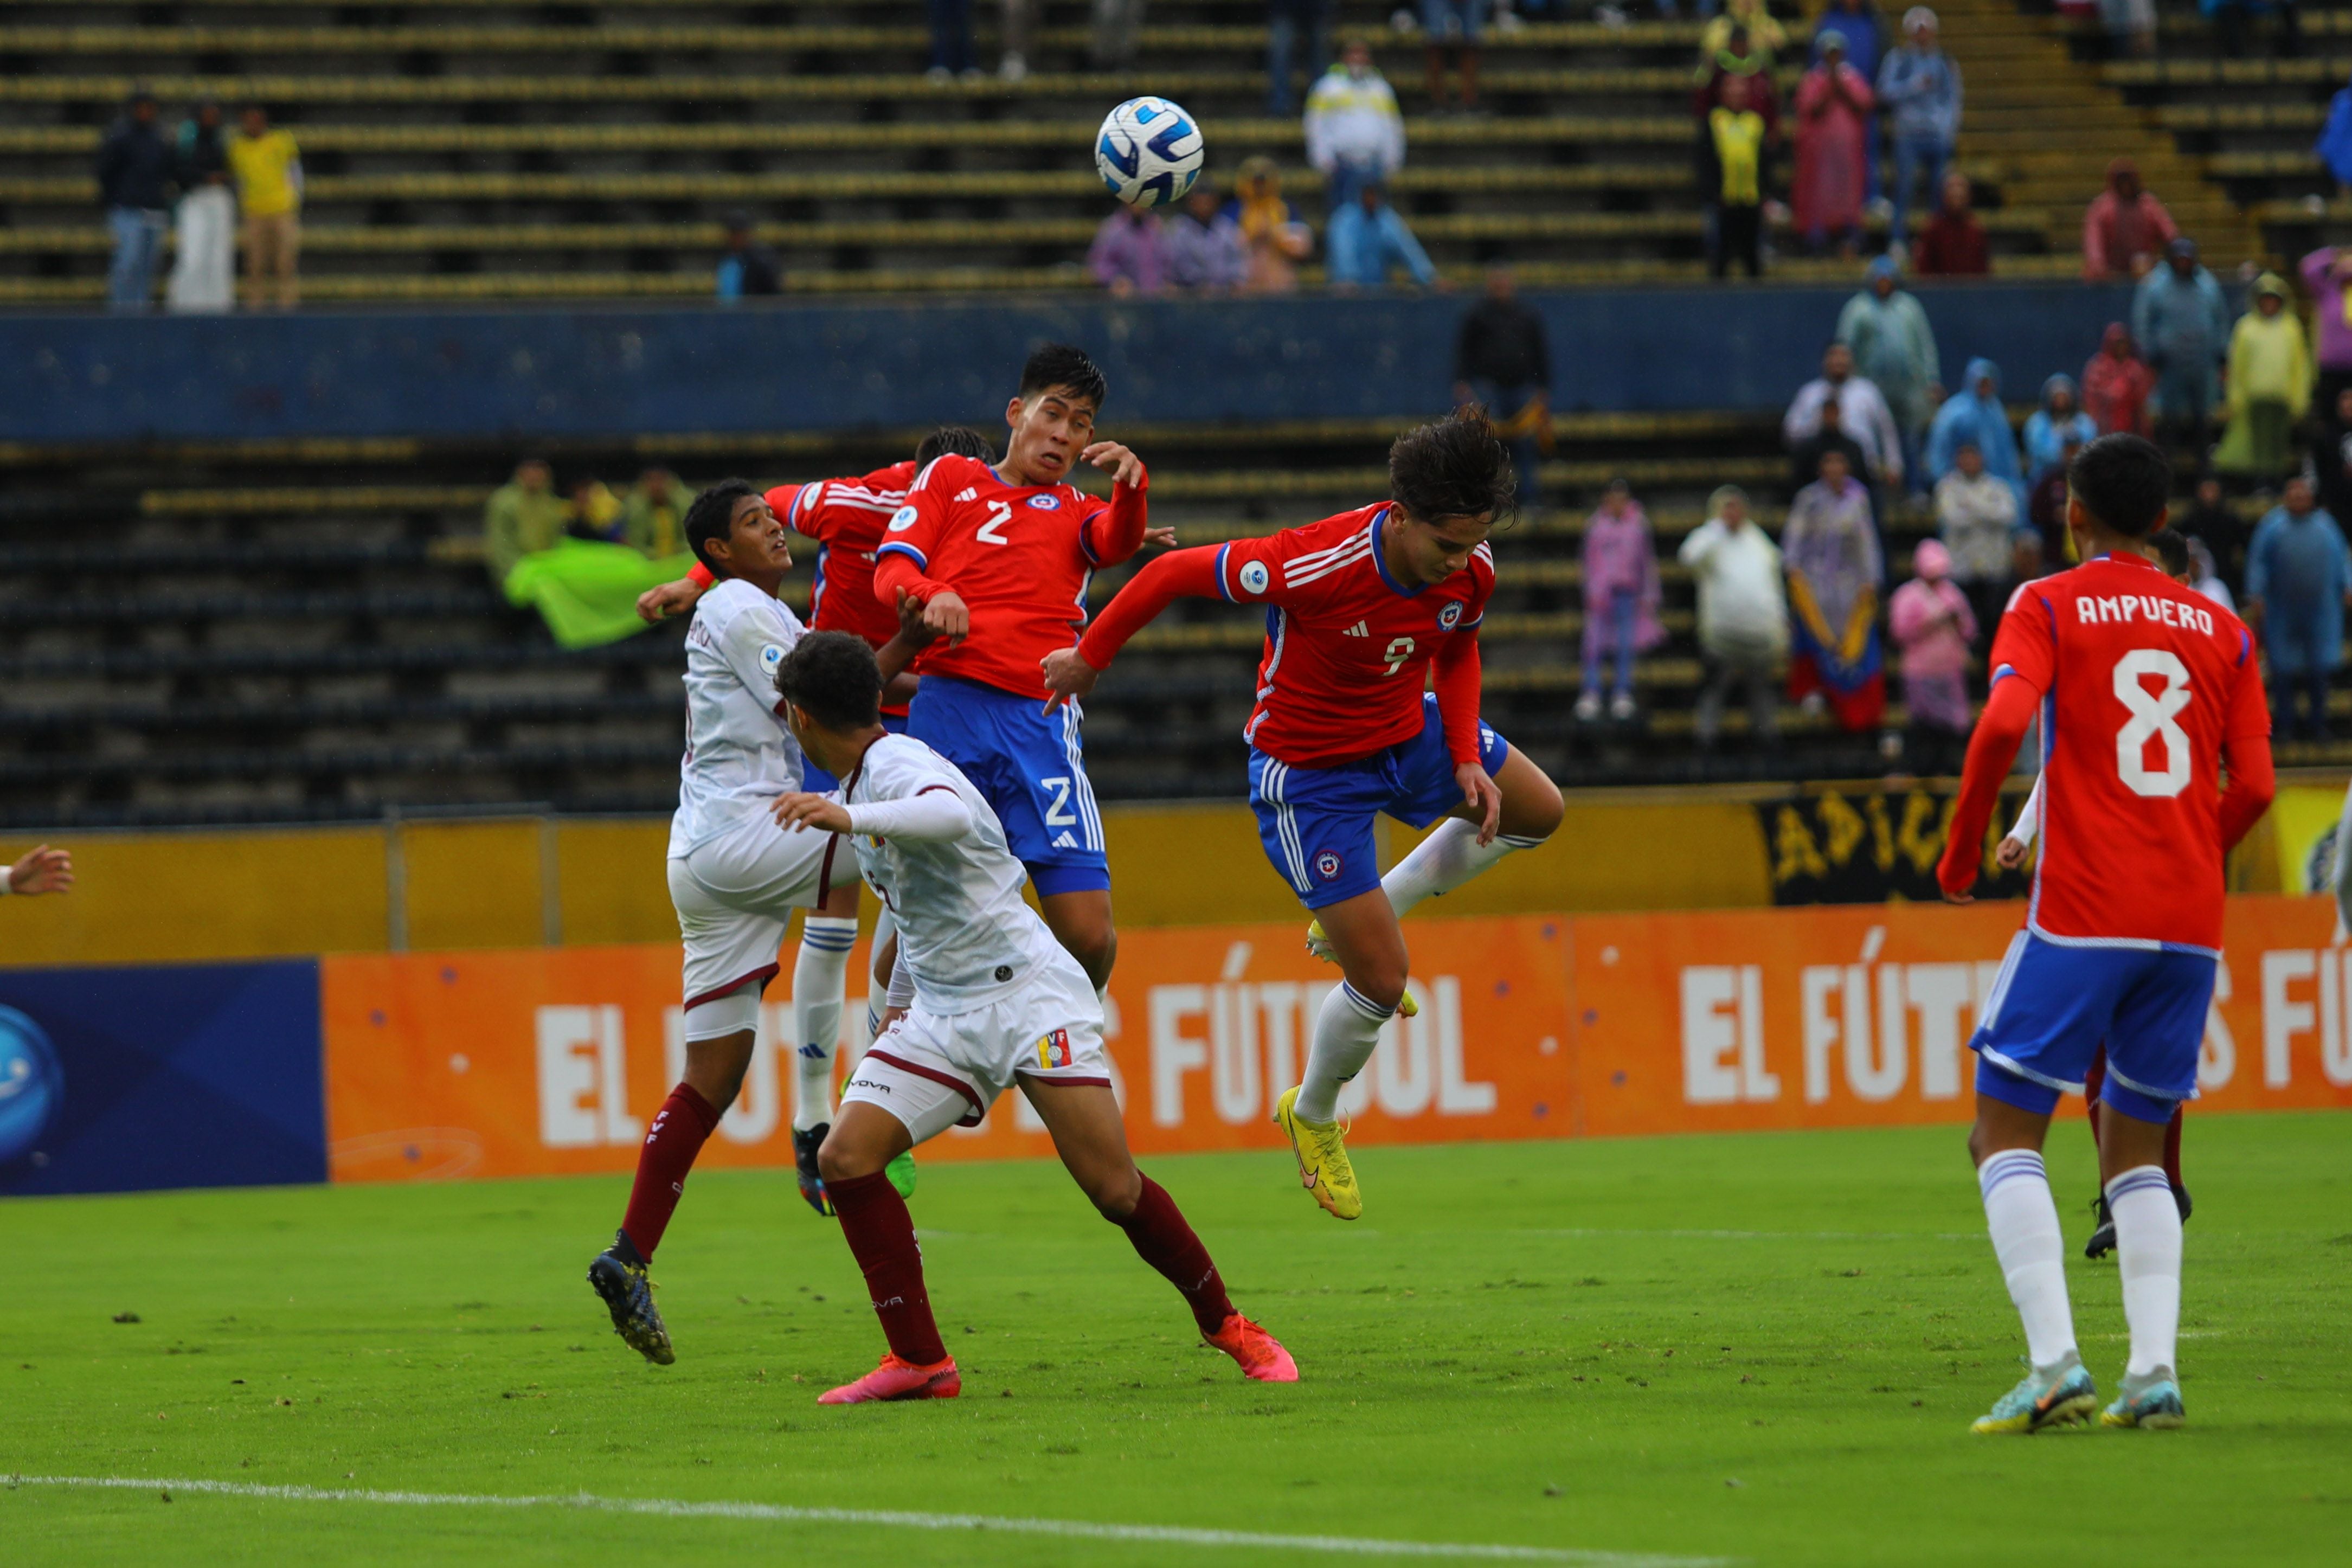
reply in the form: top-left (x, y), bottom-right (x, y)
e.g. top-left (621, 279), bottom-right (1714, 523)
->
top-left (843, 734), bottom-right (1078, 1012)
top-left (668, 579), bottom-right (807, 858)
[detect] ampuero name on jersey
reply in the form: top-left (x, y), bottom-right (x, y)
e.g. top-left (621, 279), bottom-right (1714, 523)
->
top-left (2075, 593), bottom-right (2217, 636)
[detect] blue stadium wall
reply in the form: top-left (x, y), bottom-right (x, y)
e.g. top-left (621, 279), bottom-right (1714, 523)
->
top-left (3, 284), bottom-right (2135, 445)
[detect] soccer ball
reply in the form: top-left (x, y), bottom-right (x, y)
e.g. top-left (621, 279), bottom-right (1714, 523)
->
top-left (1095, 97), bottom-right (1204, 210)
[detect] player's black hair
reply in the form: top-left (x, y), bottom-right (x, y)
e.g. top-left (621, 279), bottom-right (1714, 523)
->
top-left (1018, 343), bottom-right (1109, 410)
top-left (915, 425), bottom-right (996, 466)
top-left (2065, 433), bottom-right (2169, 539)
top-left (774, 629), bottom-right (883, 732)
top-left (2148, 528), bottom-right (2192, 580)
top-left (1389, 408), bottom-right (1516, 525)
top-left (684, 478), bottom-right (760, 578)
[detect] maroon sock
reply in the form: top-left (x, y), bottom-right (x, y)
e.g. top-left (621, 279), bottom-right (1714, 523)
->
top-left (2163, 1106), bottom-right (2186, 1191)
top-left (828, 1168), bottom-right (947, 1366)
top-left (619, 1083), bottom-right (720, 1261)
top-left (1116, 1174), bottom-right (1235, 1337)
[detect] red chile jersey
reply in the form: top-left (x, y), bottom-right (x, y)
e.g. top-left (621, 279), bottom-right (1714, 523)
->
top-left (771, 461), bottom-right (915, 650)
top-left (871, 452), bottom-right (1148, 701)
top-left (1984, 551), bottom-right (2269, 953)
top-left (1079, 504), bottom-right (1494, 770)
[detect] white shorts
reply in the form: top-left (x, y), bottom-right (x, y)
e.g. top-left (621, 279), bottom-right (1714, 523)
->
top-left (668, 816), bottom-right (851, 1025)
top-left (842, 959), bottom-right (1108, 1143)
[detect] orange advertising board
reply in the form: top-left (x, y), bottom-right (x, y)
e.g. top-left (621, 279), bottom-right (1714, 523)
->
top-left (320, 898), bottom-right (2352, 1185)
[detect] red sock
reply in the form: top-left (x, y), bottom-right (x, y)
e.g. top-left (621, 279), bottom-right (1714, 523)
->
top-left (1116, 1174), bottom-right (1234, 1337)
top-left (619, 1083), bottom-right (720, 1261)
top-left (2163, 1106), bottom-right (2185, 1191)
top-left (828, 1168), bottom-right (947, 1366)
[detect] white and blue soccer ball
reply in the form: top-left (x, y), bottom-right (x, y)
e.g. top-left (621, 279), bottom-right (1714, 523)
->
top-left (1095, 97), bottom-right (1204, 210)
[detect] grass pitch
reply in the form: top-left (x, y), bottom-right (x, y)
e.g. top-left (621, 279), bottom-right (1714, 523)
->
top-left (4, 1114), bottom-right (2348, 1566)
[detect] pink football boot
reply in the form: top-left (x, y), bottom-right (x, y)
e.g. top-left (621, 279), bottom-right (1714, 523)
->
top-left (1204, 1315), bottom-right (1299, 1383)
top-left (817, 1353), bottom-right (962, 1405)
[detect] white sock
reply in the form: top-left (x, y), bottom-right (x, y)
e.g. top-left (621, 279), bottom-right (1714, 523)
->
top-left (1293, 981), bottom-right (1393, 1123)
top-left (1381, 819), bottom-right (1545, 916)
top-left (791, 916), bottom-right (859, 1132)
top-left (2107, 1164), bottom-right (2182, 1382)
top-left (1978, 1149), bottom-right (2079, 1376)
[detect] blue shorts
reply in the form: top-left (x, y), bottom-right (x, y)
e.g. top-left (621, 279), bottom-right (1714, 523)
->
top-left (803, 710), bottom-right (907, 794)
top-left (1248, 693), bottom-right (1509, 910)
top-left (1971, 930), bottom-right (2214, 1125)
top-left (907, 674), bottom-right (1109, 898)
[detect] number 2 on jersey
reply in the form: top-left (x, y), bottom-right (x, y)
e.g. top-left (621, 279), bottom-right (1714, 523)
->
top-left (974, 500), bottom-right (1013, 545)
top-left (2112, 648), bottom-right (2192, 798)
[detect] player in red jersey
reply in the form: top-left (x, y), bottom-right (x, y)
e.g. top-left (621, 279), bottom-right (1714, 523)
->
top-left (871, 344), bottom-right (1158, 998)
top-left (632, 426), bottom-right (998, 1214)
top-left (1938, 434), bottom-right (2273, 1434)
top-left (1041, 410), bottom-right (1564, 1221)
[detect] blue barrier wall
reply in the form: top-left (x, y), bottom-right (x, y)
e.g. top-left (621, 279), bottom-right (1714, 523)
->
top-left (0, 960), bottom-right (325, 1196)
top-left (1, 283), bottom-right (2138, 445)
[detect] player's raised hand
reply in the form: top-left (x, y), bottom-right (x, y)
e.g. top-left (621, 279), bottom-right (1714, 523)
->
top-left (770, 793), bottom-right (853, 835)
top-left (7, 845), bottom-right (72, 896)
top-left (1141, 525), bottom-right (1179, 551)
top-left (1038, 647), bottom-right (1100, 712)
top-left (636, 577), bottom-right (703, 624)
top-left (1082, 441), bottom-right (1146, 489)
top-left (894, 587), bottom-right (941, 647)
top-left (921, 589), bottom-right (971, 645)
top-left (1455, 764), bottom-right (1503, 846)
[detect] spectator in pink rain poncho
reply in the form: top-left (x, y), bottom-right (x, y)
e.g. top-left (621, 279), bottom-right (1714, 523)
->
top-left (1576, 479), bottom-right (1666, 723)
top-left (1889, 537), bottom-right (1978, 774)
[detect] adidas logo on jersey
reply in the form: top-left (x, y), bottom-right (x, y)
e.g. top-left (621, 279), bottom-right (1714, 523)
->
top-left (1342, 621), bottom-right (1371, 637)
top-left (1051, 831), bottom-right (1079, 849)
top-left (953, 486), bottom-right (978, 503)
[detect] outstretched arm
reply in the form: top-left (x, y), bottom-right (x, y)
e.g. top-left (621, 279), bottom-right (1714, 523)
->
top-left (1079, 446), bottom-right (1151, 567)
top-left (1937, 674), bottom-right (2039, 901)
top-left (1039, 544), bottom-right (1226, 709)
top-left (1432, 631), bottom-right (1500, 843)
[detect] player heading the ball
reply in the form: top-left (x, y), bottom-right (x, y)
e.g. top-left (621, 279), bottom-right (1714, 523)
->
top-left (1937, 433), bottom-right (2274, 1435)
top-left (767, 630), bottom-right (1296, 1404)
top-left (1042, 409), bottom-right (1565, 1223)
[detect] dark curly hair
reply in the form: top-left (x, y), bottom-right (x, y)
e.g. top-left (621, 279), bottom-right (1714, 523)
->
top-left (915, 425), bottom-right (995, 465)
top-left (2066, 434), bottom-right (2170, 539)
top-left (1018, 343), bottom-right (1109, 409)
top-left (1389, 408), bottom-right (1516, 525)
top-left (684, 478), bottom-right (761, 577)
top-left (774, 629), bottom-right (883, 732)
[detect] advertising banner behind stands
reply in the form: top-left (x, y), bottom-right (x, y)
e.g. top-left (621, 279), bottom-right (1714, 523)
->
top-left (320, 898), bottom-right (2352, 1186)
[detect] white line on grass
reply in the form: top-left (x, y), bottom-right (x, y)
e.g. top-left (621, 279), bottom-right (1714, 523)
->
top-left (1513, 1228), bottom-right (1983, 1243)
top-left (6, 1475), bottom-right (1734, 1567)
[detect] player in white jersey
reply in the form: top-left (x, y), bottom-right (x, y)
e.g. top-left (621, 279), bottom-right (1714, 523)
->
top-left (587, 481), bottom-right (928, 1367)
top-left (767, 631), bottom-right (1297, 1404)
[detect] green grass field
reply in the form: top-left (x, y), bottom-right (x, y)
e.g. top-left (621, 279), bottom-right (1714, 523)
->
top-left (5, 1114), bottom-right (2349, 1566)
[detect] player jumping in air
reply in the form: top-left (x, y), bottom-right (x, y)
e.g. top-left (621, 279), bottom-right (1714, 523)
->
top-left (871, 343), bottom-right (1164, 1002)
top-left (1040, 410), bottom-right (1565, 1222)
top-left (587, 481), bottom-right (931, 1366)
top-left (1996, 526), bottom-right (2202, 1262)
top-left (636, 427), bottom-right (998, 1214)
top-left (1939, 435), bottom-right (2273, 1434)
top-left (768, 631), bottom-right (1297, 1404)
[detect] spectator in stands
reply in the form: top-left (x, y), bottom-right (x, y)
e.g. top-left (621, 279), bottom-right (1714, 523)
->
top-left (1092, 0), bottom-right (1146, 69)
top-left (2012, 525), bottom-right (2047, 587)
top-left (2215, 272), bottom-right (2310, 482)
top-left (2245, 474), bottom-right (2352, 740)
top-left (1267, 0), bottom-right (1334, 117)
top-left (1888, 539), bottom-right (1977, 773)
top-left (716, 212), bottom-right (782, 301)
top-left (1877, 8), bottom-right (1961, 262)
top-left (2206, 0), bottom-right (2300, 59)
top-left (484, 459), bottom-right (570, 585)
top-left (1454, 266), bottom-right (1552, 511)
top-left (1681, 486), bottom-right (1788, 752)
top-left (1784, 447), bottom-right (1886, 731)
top-left (1422, 0), bottom-right (1485, 112)
top-left (1694, 24), bottom-right (1783, 136)
top-left (999, 0), bottom-right (1037, 81)
top-left (2174, 474), bottom-right (2248, 599)
top-left (1226, 157), bottom-right (1315, 293)
top-left (95, 87), bottom-right (172, 313)
top-left (1813, 0), bottom-right (1885, 212)
top-left (1305, 41), bottom-right (1405, 214)
top-left (925, 0), bottom-right (977, 82)
top-left (1089, 203), bottom-right (1169, 295)
top-left (1912, 170), bottom-right (1989, 276)
top-left (1836, 257), bottom-right (1942, 488)
top-left (2300, 248), bottom-right (2352, 412)
top-left (167, 99), bottom-right (234, 314)
top-left (2318, 73), bottom-right (2352, 196)
top-left (2080, 158), bottom-right (2176, 282)
top-left (1793, 34), bottom-right (1875, 258)
top-left (2186, 537), bottom-right (2235, 612)
top-left (1704, 72), bottom-right (1770, 280)
top-left (2081, 321), bottom-right (2155, 436)
top-left (1702, 0), bottom-right (1787, 65)
top-left (1325, 182), bottom-right (1439, 291)
top-left (1934, 439), bottom-right (2018, 651)
top-left (2132, 237), bottom-right (2231, 458)
top-left (227, 104), bottom-right (301, 310)
top-left (2096, 0), bottom-right (2155, 57)
top-left (2022, 374), bottom-right (2097, 486)
top-left (1165, 178), bottom-right (1248, 293)
top-left (621, 469), bottom-right (685, 560)
top-left (1790, 394), bottom-right (1873, 502)
top-left (2028, 432), bottom-right (2084, 562)
top-left (1926, 357), bottom-right (2023, 506)
top-left (1786, 342), bottom-right (1904, 491)
top-left (1576, 481), bottom-right (1665, 723)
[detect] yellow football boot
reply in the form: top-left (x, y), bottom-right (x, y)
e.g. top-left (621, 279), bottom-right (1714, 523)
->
top-left (1273, 1085), bottom-right (1362, 1220)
